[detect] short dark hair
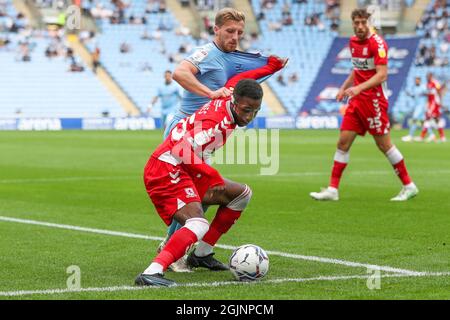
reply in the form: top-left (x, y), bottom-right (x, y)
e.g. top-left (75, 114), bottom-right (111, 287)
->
top-left (351, 8), bottom-right (371, 21)
top-left (234, 79), bottom-right (263, 101)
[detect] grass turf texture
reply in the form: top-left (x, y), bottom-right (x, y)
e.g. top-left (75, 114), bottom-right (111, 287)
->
top-left (0, 129), bottom-right (449, 299)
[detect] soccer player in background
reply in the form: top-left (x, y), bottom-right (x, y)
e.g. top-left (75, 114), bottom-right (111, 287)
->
top-left (135, 56), bottom-right (287, 286)
top-left (417, 72), bottom-right (447, 142)
top-left (401, 76), bottom-right (428, 142)
top-left (310, 8), bottom-right (419, 201)
top-left (159, 8), bottom-right (280, 272)
top-left (149, 70), bottom-right (181, 130)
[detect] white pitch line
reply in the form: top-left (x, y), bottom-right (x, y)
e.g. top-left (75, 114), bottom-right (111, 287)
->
top-left (0, 216), bottom-right (428, 275)
top-left (1, 272), bottom-right (450, 297)
top-left (0, 216), bottom-right (165, 242)
top-left (1, 170), bottom-right (450, 184)
top-left (0, 176), bottom-right (135, 184)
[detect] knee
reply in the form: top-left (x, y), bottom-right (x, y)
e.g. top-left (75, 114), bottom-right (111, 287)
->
top-left (337, 140), bottom-right (351, 152)
top-left (227, 185), bottom-right (252, 211)
top-left (377, 141), bottom-right (392, 153)
top-left (184, 217), bottom-right (209, 240)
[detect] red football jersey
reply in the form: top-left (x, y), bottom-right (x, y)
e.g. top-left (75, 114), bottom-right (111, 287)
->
top-left (151, 57), bottom-right (284, 185)
top-left (427, 79), bottom-right (441, 106)
top-left (427, 79), bottom-right (442, 118)
top-left (349, 33), bottom-right (389, 100)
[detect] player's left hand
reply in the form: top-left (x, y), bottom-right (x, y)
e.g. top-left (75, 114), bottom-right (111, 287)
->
top-left (344, 86), bottom-right (362, 98)
top-left (269, 55), bottom-right (289, 68)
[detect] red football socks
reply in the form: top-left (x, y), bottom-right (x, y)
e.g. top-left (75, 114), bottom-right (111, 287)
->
top-left (385, 146), bottom-right (412, 186)
top-left (202, 207), bottom-right (241, 246)
top-left (154, 227), bottom-right (198, 270)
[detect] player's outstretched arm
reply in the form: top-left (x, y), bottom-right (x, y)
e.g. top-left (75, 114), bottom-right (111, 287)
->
top-left (224, 56), bottom-right (287, 89)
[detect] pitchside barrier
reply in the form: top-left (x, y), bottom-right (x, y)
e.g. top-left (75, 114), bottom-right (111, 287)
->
top-left (0, 116), bottom-right (448, 130)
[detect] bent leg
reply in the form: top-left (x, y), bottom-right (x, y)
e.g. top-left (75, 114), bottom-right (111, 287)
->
top-left (144, 202), bottom-right (209, 275)
top-left (189, 179), bottom-right (250, 262)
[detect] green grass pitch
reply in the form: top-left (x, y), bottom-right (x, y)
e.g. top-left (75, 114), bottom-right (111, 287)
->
top-left (0, 129), bottom-right (449, 299)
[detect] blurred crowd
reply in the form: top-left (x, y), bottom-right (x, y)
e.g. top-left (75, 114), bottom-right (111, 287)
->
top-left (415, 0), bottom-right (450, 67)
top-left (255, 0), bottom-right (340, 32)
top-left (0, 1), bottom-right (85, 72)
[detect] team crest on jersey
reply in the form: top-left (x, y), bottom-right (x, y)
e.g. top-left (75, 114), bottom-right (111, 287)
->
top-left (184, 188), bottom-right (197, 198)
top-left (235, 63), bottom-right (244, 73)
top-left (362, 47), bottom-right (368, 56)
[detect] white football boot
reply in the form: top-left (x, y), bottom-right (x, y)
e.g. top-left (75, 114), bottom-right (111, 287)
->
top-left (157, 238), bottom-right (192, 273)
top-left (391, 183), bottom-right (419, 201)
top-left (168, 256), bottom-right (192, 273)
top-left (426, 134), bottom-right (436, 143)
top-left (310, 187), bottom-right (339, 201)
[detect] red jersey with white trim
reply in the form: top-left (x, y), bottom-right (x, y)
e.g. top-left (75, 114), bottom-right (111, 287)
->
top-left (349, 33), bottom-right (389, 100)
top-left (427, 79), bottom-right (441, 106)
top-left (151, 56), bottom-right (284, 186)
top-left (427, 79), bottom-right (442, 118)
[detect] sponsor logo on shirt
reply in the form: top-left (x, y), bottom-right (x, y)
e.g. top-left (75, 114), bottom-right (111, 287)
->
top-left (351, 57), bottom-right (375, 70)
top-left (190, 49), bottom-right (209, 64)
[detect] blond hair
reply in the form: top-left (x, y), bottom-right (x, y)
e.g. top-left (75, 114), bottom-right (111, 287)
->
top-left (215, 8), bottom-right (245, 27)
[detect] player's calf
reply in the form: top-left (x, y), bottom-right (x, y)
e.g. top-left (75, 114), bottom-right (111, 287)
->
top-left (188, 183), bottom-right (253, 271)
top-left (137, 203), bottom-right (210, 286)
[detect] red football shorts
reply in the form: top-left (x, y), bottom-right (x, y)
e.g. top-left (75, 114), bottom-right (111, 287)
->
top-left (341, 96), bottom-right (390, 136)
top-left (426, 102), bottom-right (441, 119)
top-left (144, 157), bottom-right (212, 226)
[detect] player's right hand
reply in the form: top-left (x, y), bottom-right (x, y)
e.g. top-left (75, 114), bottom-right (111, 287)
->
top-left (336, 88), bottom-right (346, 102)
top-left (209, 87), bottom-right (232, 99)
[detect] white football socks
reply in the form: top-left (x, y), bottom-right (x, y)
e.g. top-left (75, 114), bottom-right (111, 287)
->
top-left (143, 262), bottom-right (164, 275)
top-left (194, 241), bottom-right (214, 257)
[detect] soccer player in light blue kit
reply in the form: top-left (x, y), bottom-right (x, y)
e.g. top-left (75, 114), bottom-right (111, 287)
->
top-left (159, 8), bottom-right (275, 272)
top-left (150, 70), bottom-right (181, 130)
top-left (402, 76), bottom-right (428, 142)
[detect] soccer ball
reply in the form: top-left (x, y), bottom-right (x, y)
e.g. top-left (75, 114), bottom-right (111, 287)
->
top-left (229, 244), bottom-right (269, 281)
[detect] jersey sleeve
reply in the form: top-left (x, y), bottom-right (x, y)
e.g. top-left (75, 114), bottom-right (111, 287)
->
top-left (224, 56), bottom-right (284, 89)
top-left (370, 37), bottom-right (388, 66)
top-left (185, 46), bottom-right (218, 75)
top-left (170, 119), bottom-right (224, 187)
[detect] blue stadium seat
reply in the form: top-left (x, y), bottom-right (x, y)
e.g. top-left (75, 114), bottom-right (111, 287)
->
top-left (0, 2), bottom-right (124, 118)
top-left (250, 0), bottom-right (338, 115)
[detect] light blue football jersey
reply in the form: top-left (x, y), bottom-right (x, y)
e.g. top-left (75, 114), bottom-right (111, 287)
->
top-left (181, 42), bottom-right (269, 115)
top-left (157, 81), bottom-right (181, 115)
top-left (408, 84), bottom-right (427, 120)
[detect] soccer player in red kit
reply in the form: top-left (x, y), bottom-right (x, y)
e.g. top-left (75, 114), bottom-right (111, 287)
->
top-left (310, 8), bottom-right (418, 201)
top-left (418, 72), bottom-right (447, 142)
top-left (135, 56), bottom-right (287, 286)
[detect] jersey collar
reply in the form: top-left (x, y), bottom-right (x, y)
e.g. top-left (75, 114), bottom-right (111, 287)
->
top-left (213, 41), bottom-right (225, 53)
top-left (226, 99), bottom-right (236, 124)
